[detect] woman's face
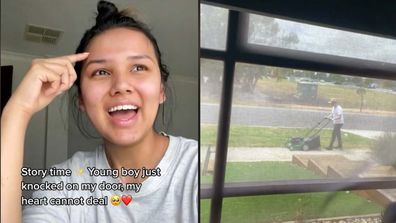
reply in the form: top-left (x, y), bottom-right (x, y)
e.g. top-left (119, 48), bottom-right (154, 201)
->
top-left (80, 28), bottom-right (164, 146)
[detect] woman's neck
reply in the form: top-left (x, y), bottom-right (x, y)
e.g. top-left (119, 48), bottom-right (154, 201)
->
top-left (104, 130), bottom-right (169, 183)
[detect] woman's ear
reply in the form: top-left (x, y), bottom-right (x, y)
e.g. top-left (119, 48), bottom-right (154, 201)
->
top-left (160, 84), bottom-right (166, 104)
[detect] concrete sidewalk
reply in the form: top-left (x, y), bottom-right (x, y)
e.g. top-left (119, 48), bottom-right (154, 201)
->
top-left (342, 129), bottom-right (387, 139)
top-left (200, 129), bottom-right (387, 163)
top-left (200, 147), bottom-right (372, 162)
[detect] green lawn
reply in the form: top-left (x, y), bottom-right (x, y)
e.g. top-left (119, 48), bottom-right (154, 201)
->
top-left (201, 193), bottom-right (382, 223)
top-left (212, 78), bottom-right (396, 112)
top-left (201, 124), bottom-right (372, 149)
top-left (201, 161), bottom-right (321, 184)
top-left (255, 79), bottom-right (396, 112)
top-left (200, 162), bottom-right (382, 222)
top-left (318, 84), bottom-right (396, 111)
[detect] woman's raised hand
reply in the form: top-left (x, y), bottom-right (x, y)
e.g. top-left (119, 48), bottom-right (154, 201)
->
top-left (1, 53), bottom-right (89, 223)
top-left (6, 53), bottom-right (89, 117)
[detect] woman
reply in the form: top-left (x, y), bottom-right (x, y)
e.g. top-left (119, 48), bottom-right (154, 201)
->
top-left (1, 1), bottom-right (197, 222)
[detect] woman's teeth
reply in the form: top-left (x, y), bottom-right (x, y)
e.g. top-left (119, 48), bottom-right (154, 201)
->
top-left (108, 105), bottom-right (138, 113)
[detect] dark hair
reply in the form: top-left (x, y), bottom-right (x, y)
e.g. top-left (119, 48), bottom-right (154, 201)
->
top-left (74, 0), bottom-right (169, 92)
top-left (72, 0), bottom-right (171, 137)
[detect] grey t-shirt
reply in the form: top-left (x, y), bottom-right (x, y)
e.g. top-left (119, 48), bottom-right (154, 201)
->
top-left (23, 136), bottom-right (198, 223)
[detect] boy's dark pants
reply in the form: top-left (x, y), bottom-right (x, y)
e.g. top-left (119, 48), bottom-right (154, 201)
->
top-left (329, 123), bottom-right (343, 148)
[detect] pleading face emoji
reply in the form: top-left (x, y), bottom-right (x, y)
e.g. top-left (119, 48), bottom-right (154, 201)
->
top-left (111, 195), bottom-right (121, 206)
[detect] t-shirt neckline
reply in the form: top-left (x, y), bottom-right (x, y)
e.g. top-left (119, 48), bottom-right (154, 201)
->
top-left (98, 135), bottom-right (178, 197)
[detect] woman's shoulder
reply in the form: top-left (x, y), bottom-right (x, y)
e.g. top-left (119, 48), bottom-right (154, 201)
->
top-left (169, 135), bottom-right (197, 153)
top-left (165, 135), bottom-right (197, 179)
top-left (166, 135), bottom-right (197, 167)
top-left (171, 135), bottom-right (197, 145)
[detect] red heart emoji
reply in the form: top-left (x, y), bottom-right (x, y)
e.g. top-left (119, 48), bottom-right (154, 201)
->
top-left (121, 195), bottom-right (132, 206)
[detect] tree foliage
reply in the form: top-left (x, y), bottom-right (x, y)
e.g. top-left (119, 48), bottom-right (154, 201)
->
top-left (372, 133), bottom-right (396, 168)
top-left (232, 16), bottom-right (299, 92)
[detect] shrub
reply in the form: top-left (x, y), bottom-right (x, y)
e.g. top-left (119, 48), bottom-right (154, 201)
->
top-left (372, 133), bottom-right (396, 168)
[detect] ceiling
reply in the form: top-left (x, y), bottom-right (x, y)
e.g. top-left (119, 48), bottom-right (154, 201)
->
top-left (1, 0), bottom-right (198, 78)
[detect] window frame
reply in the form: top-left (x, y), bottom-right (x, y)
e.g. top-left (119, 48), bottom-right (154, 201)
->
top-left (200, 2), bottom-right (396, 223)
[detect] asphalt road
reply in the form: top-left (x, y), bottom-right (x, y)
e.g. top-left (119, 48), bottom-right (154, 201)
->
top-left (201, 103), bottom-right (396, 132)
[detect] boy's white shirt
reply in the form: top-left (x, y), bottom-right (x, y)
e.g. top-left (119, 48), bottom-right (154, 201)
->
top-left (331, 105), bottom-right (344, 124)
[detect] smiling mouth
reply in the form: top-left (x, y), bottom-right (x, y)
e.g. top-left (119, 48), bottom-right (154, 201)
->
top-left (108, 104), bottom-right (139, 122)
top-left (108, 104), bottom-right (138, 113)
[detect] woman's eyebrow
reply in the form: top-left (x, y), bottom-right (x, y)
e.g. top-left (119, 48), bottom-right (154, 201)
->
top-left (84, 59), bottom-right (107, 68)
top-left (84, 54), bottom-right (154, 68)
top-left (127, 54), bottom-right (154, 62)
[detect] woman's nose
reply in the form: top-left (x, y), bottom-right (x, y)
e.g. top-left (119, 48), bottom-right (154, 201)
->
top-left (110, 71), bottom-right (134, 96)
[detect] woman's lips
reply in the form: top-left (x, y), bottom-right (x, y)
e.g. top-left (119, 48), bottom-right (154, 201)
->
top-left (108, 109), bottom-right (138, 127)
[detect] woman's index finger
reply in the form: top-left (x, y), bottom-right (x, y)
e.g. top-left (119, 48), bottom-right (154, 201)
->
top-left (63, 52), bottom-right (90, 64)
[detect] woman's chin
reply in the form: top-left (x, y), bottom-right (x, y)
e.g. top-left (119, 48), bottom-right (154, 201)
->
top-left (104, 132), bottom-right (145, 148)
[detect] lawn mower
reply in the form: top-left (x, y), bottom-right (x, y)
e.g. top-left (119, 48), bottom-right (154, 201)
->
top-left (286, 117), bottom-right (331, 151)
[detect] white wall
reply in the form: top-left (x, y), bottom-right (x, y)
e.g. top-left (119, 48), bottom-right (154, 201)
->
top-left (167, 75), bottom-right (199, 139)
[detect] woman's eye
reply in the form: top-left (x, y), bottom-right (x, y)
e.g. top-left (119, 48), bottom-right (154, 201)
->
top-left (131, 64), bottom-right (147, 72)
top-left (93, 69), bottom-right (109, 76)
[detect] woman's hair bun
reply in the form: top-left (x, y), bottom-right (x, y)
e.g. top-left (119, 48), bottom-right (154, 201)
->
top-left (96, 0), bottom-right (119, 24)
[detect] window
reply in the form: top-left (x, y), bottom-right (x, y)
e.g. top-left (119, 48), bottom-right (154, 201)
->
top-left (248, 14), bottom-right (396, 64)
top-left (200, 4), bottom-right (229, 50)
top-left (201, 58), bottom-right (224, 183)
top-left (200, 2), bottom-right (396, 223)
